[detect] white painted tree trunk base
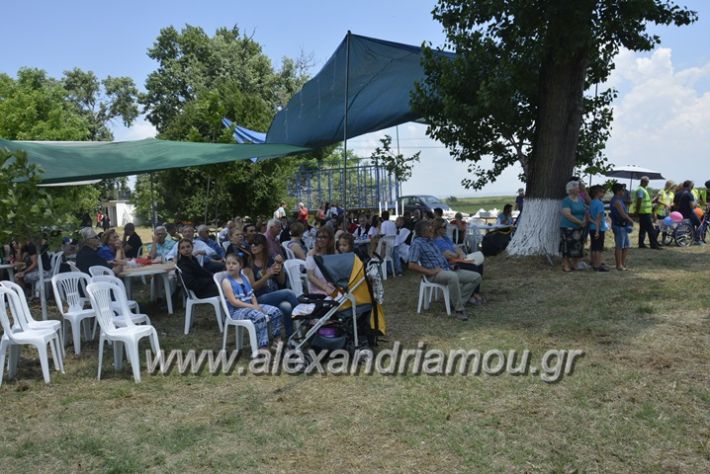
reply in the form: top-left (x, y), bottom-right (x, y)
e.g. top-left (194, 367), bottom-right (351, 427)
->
top-left (507, 198), bottom-right (561, 257)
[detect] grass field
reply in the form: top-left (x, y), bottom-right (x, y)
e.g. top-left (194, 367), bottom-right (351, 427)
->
top-left (1, 240), bottom-right (709, 472)
top-left (448, 195), bottom-right (516, 215)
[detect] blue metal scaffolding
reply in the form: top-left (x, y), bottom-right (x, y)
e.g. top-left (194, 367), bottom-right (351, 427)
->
top-left (288, 163), bottom-right (400, 211)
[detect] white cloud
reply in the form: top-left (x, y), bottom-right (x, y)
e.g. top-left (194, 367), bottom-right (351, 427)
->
top-left (605, 47), bottom-right (710, 184)
top-left (112, 117), bottom-right (157, 142)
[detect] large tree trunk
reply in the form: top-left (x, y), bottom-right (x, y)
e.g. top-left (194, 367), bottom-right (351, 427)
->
top-left (508, 1), bottom-right (593, 257)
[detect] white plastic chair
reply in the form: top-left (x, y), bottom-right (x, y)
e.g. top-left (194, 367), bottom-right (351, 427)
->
top-left (90, 265), bottom-right (135, 303)
top-left (90, 275), bottom-right (147, 325)
top-left (213, 271), bottom-right (258, 358)
top-left (32, 250), bottom-right (63, 309)
top-left (376, 235), bottom-right (396, 280)
top-left (416, 264), bottom-right (451, 316)
top-left (282, 241), bottom-right (296, 260)
top-left (85, 281), bottom-right (161, 383)
top-left (447, 224), bottom-right (466, 250)
top-left (175, 267), bottom-right (223, 335)
top-left (51, 272), bottom-right (97, 355)
top-left (0, 287), bottom-right (64, 386)
top-left (88, 265), bottom-right (113, 277)
top-left (283, 259), bottom-right (307, 297)
top-left (1, 280), bottom-right (65, 354)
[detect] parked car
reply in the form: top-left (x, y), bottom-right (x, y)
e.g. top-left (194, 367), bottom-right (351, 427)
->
top-left (398, 195), bottom-right (451, 216)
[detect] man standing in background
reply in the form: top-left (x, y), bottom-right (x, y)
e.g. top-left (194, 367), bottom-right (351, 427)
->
top-left (632, 176), bottom-right (661, 250)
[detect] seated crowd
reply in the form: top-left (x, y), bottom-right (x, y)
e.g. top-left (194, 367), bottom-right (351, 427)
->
top-left (3, 202), bottom-right (493, 339)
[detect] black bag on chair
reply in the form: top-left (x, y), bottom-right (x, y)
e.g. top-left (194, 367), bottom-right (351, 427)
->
top-left (481, 231), bottom-right (511, 256)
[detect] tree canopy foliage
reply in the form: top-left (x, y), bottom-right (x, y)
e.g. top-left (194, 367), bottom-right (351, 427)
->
top-left (412, 0), bottom-right (697, 192)
top-left (0, 66), bottom-right (140, 208)
top-left (136, 25), bottom-right (312, 223)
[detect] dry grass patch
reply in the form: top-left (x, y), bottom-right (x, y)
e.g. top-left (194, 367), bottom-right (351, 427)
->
top-left (1, 244), bottom-right (709, 472)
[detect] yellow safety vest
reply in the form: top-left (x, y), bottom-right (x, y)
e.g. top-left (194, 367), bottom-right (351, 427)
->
top-left (656, 189), bottom-right (674, 216)
top-left (633, 186), bottom-right (652, 214)
top-left (692, 187), bottom-right (707, 207)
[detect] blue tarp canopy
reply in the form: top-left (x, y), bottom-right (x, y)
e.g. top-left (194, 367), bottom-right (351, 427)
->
top-left (266, 33), bottom-right (454, 148)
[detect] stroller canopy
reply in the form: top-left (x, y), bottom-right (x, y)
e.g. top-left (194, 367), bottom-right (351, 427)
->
top-left (315, 253), bottom-right (386, 335)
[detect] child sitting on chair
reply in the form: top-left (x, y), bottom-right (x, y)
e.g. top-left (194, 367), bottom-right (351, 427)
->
top-left (221, 253), bottom-right (282, 349)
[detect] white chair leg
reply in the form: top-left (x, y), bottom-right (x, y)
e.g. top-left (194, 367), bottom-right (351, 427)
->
top-left (417, 284), bottom-right (425, 314)
top-left (149, 329), bottom-right (160, 355)
top-left (48, 337), bottom-right (61, 372)
top-left (98, 335), bottom-right (105, 380)
top-left (222, 324), bottom-right (230, 352)
top-left (126, 343), bottom-right (141, 383)
top-left (443, 290), bottom-right (451, 316)
top-left (0, 339), bottom-right (8, 387)
top-left (8, 344), bottom-right (21, 379)
top-left (212, 302), bottom-right (224, 333)
top-left (70, 320), bottom-right (83, 355)
top-left (424, 286), bottom-right (432, 310)
top-left (36, 344), bottom-right (51, 384)
top-left (246, 326), bottom-right (258, 359)
top-left (113, 340), bottom-right (124, 371)
top-left (184, 301), bottom-right (193, 335)
top-left (57, 328), bottom-right (66, 357)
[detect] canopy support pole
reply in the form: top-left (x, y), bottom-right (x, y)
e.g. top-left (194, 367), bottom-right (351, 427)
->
top-left (342, 31), bottom-right (351, 211)
top-left (150, 173), bottom-right (157, 228)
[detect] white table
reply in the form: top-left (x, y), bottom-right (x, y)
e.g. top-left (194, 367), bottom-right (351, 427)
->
top-left (0, 263), bottom-right (17, 282)
top-left (121, 263), bottom-right (176, 314)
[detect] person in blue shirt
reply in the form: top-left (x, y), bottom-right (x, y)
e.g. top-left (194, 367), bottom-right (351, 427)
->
top-left (560, 180), bottom-right (588, 272)
top-left (220, 252), bottom-right (282, 349)
top-left (97, 229), bottom-right (126, 267)
top-left (196, 224), bottom-right (225, 271)
top-left (610, 183), bottom-right (634, 271)
top-left (588, 185), bottom-right (610, 272)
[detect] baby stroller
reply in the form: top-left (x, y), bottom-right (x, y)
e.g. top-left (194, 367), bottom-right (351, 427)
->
top-left (288, 253), bottom-right (385, 354)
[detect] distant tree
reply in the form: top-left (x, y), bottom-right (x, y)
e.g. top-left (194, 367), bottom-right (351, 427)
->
top-left (62, 68), bottom-right (139, 141)
top-left (142, 25), bottom-right (309, 133)
top-left (0, 68), bottom-right (89, 141)
top-left (0, 68), bottom-right (105, 223)
top-left (137, 25), bottom-right (311, 222)
top-left (369, 135), bottom-right (420, 182)
top-left (413, 0), bottom-right (696, 256)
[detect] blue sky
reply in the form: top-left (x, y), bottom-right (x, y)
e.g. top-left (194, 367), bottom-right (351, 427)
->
top-left (2, 0), bottom-right (709, 196)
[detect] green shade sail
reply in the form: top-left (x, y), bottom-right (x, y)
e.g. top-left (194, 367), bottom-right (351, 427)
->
top-left (0, 138), bottom-right (311, 183)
